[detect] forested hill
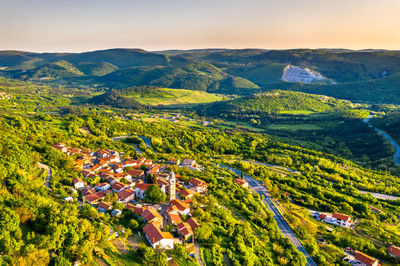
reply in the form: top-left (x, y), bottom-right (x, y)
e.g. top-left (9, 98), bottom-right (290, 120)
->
top-left (204, 90), bottom-right (358, 115)
top-left (2, 48), bottom-right (400, 102)
top-left (98, 62), bottom-right (260, 93)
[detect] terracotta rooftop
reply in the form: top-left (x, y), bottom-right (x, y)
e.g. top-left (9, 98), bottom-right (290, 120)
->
top-left (332, 212), bottom-right (351, 221)
top-left (355, 251), bottom-right (379, 266)
top-left (388, 245), bottom-right (400, 258)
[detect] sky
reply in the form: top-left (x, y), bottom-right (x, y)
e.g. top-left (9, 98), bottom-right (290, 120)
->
top-left (0, 0), bottom-right (399, 52)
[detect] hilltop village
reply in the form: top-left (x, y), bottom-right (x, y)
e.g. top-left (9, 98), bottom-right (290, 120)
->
top-left (53, 143), bottom-right (209, 250)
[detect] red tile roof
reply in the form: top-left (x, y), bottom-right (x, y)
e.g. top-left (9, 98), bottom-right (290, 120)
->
top-left (143, 222), bottom-right (173, 244)
top-left (127, 169), bottom-right (145, 177)
top-left (179, 189), bottom-right (193, 196)
top-left (388, 245), bottom-right (400, 258)
top-left (171, 199), bottom-right (189, 211)
top-left (332, 212), bottom-right (351, 221)
top-left (355, 251), bottom-right (379, 266)
top-left (135, 183), bottom-right (152, 191)
top-left (73, 177), bottom-right (84, 184)
top-left (97, 201), bottom-right (112, 210)
top-left (187, 217), bottom-right (200, 230)
top-left (85, 192), bottom-right (105, 203)
top-left (126, 204), bottom-right (146, 216)
top-left (117, 188), bottom-right (135, 200)
top-left (189, 178), bottom-right (207, 187)
top-left (233, 178), bottom-right (247, 186)
top-left (112, 182), bottom-right (126, 192)
top-left (177, 222), bottom-right (193, 237)
top-left (141, 208), bottom-right (162, 223)
top-left (167, 213), bottom-right (182, 224)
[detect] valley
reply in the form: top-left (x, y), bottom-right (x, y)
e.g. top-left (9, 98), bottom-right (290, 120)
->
top-left (1, 48), bottom-right (400, 266)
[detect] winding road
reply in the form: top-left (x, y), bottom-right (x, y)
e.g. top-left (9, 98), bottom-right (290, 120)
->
top-left (38, 162), bottom-right (52, 190)
top-left (364, 115), bottom-right (400, 166)
top-left (111, 135), bottom-right (143, 154)
top-left (217, 163), bottom-right (317, 266)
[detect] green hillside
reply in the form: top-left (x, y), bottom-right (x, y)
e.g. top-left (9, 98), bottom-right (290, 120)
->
top-left (76, 62), bottom-right (118, 76)
top-left (17, 60), bottom-right (84, 80)
top-left (206, 90), bottom-right (356, 115)
top-left (99, 62), bottom-right (260, 94)
top-left (90, 86), bottom-right (226, 108)
top-left (273, 73), bottom-right (400, 104)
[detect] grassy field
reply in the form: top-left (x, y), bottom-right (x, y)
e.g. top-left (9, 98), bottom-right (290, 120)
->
top-left (279, 110), bottom-right (315, 115)
top-left (128, 88), bottom-right (226, 106)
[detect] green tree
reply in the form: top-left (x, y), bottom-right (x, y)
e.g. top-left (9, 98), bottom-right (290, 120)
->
top-left (144, 184), bottom-right (166, 203)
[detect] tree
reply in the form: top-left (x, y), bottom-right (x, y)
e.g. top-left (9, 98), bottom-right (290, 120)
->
top-left (144, 184), bottom-right (166, 203)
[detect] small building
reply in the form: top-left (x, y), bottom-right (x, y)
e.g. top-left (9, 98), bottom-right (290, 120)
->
top-left (111, 209), bottom-right (122, 217)
top-left (166, 212), bottom-right (182, 225)
top-left (233, 178), bottom-right (249, 188)
top-left (189, 178), bottom-right (208, 194)
top-left (73, 178), bottom-right (85, 189)
top-left (97, 202), bottom-right (112, 213)
top-left (135, 183), bottom-right (152, 200)
top-left (354, 251), bottom-right (379, 266)
top-left (112, 181), bottom-right (126, 193)
top-left (388, 245), bottom-right (400, 260)
top-left (117, 188), bottom-right (135, 203)
top-left (186, 217), bottom-right (200, 231)
top-left (141, 208), bottom-right (163, 226)
top-left (64, 196), bottom-right (74, 202)
top-left (84, 191), bottom-right (105, 205)
top-left (95, 182), bottom-right (111, 191)
top-left (171, 199), bottom-right (190, 215)
top-left (127, 169), bottom-right (145, 179)
top-left (183, 159), bottom-right (196, 168)
top-left (332, 212), bottom-right (352, 227)
top-left (178, 188), bottom-right (194, 199)
top-left (143, 222), bottom-right (174, 250)
top-left (177, 222), bottom-right (193, 240)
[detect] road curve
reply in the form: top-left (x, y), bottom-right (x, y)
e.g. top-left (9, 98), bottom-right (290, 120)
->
top-left (38, 162), bottom-right (52, 190)
top-left (364, 115), bottom-right (400, 166)
top-left (194, 241), bottom-right (205, 266)
top-left (217, 164), bottom-right (316, 266)
top-left (111, 135), bottom-right (143, 154)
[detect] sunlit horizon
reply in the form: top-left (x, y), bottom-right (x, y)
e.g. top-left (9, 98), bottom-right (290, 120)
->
top-left (0, 0), bottom-right (399, 52)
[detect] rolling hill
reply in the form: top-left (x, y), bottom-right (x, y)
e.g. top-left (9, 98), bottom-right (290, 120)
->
top-left (90, 86), bottom-right (226, 108)
top-left (98, 62), bottom-right (260, 94)
top-left (204, 90), bottom-right (357, 115)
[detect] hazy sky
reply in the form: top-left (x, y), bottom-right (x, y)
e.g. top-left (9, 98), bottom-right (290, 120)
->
top-left (0, 0), bottom-right (399, 52)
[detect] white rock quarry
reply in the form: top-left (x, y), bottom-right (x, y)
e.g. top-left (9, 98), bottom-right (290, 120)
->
top-left (281, 65), bottom-right (327, 83)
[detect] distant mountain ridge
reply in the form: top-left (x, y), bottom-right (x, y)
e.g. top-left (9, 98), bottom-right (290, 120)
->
top-left (1, 48), bottom-right (400, 102)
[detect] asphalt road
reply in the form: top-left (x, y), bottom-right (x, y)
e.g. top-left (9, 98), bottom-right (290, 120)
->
top-left (364, 115), bottom-right (400, 166)
top-left (217, 164), bottom-right (317, 266)
top-left (38, 162), bottom-right (52, 190)
top-left (111, 135), bottom-right (143, 154)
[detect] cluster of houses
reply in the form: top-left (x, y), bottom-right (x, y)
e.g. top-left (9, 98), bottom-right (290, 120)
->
top-left (53, 143), bottom-right (208, 250)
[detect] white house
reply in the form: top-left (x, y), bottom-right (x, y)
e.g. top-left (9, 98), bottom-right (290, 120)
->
top-left (73, 178), bottom-right (85, 189)
top-left (143, 222), bottom-right (174, 250)
top-left (319, 212), bottom-right (352, 227)
top-left (95, 183), bottom-right (111, 191)
top-left (135, 183), bottom-right (152, 200)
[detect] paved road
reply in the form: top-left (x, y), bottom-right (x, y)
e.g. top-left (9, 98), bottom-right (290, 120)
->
top-left (111, 135), bottom-right (143, 154)
top-left (38, 162), bottom-right (52, 190)
top-left (138, 136), bottom-right (153, 149)
top-left (358, 190), bottom-right (400, 201)
top-left (194, 240), bottom-right (205, 266)
top-left (217, 164), bottom-right (316, 266)
top-left (364, 115), bottom-right (400, 166)
top-left (111, 135), bottom-right (132, 141)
